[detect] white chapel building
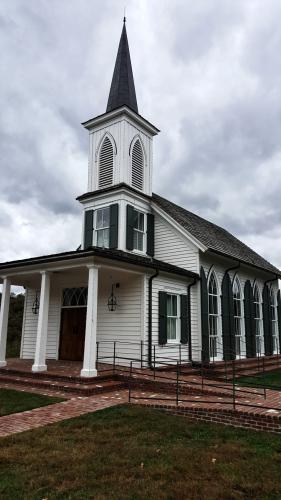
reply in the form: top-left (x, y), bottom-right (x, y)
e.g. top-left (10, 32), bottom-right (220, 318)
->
top-left (0, 20), bottom-right (280, 377)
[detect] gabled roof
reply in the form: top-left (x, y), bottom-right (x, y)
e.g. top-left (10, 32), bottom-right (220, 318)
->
top-left (106, 19), bottom-right (138, 114)
top-left (152, 193), bottom-right (281, 277)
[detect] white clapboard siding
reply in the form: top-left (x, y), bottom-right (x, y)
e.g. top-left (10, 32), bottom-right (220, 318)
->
top-left (143, 274), bottom-right (193, 367)
top-left (154, 214), bottom-right (199, 273)
top-left (97, 275), bottom-right (143, 366)
top-left (21, 286), bottom-right (61, 360)
top-left (21, 289), bottom-right (38, 359)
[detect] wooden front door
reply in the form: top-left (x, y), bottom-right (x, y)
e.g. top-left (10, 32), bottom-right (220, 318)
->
top-left (59, 308), bottom-right (86, 361)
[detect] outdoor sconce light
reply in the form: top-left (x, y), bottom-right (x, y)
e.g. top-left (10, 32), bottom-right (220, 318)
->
top-left (32, 291), bottom-right (40, 315)
top-left (107, 283), bottom-right (119, 312)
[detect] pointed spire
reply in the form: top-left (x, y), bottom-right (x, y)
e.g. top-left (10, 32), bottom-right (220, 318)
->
top-left (106, 19), bottom-right (138, 114)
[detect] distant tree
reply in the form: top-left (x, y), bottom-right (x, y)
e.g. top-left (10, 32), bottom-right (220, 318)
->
top-left (0, 292), bottom-right (25, 357)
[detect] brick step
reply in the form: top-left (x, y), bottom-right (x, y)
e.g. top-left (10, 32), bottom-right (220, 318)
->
top-left (0, 373), bottom-right (127, 396)
top-left (0, 367), bottom-right (113, 384)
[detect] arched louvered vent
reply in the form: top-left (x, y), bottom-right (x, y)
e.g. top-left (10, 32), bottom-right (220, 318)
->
top-left (99, 137), bottom-right (114, 188)
top-left (132, 140), bottom-right (144, 190)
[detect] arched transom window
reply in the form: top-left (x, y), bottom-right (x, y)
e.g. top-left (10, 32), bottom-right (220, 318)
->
top-left (253, 285), bottom-right (263, 355)
top-left (62, 288), bottom-right (88, 307)
top-left (233, 277), bottom-right (243, 356)
top-left (269, 288), bottom-right (278, 353)
top-left (98, 137), bottom-right (114, 189)
top-left (131, 139), bottom-right (144, 191)
top-left (208, 272), bottom-right (219, 359)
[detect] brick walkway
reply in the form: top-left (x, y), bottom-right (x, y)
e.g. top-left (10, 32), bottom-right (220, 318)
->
top-left (0, 390), bottom-right (128, 437)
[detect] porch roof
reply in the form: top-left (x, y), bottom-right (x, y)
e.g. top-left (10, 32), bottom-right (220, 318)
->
top-left (0, 247), bottom-right (199, 280)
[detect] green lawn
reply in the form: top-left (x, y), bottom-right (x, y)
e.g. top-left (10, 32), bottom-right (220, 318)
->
top-left (0, 405), bottom-right (281, 499)
top-left (0, 388), bottom-right (64, 417)
top-left (237, 369), bottom-right (281, 390)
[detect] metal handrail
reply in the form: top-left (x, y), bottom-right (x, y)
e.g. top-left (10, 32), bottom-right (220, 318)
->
top-left (96, 339), bottom-right (280, 395)
top-left (128, 359), bottom-right (281, 412)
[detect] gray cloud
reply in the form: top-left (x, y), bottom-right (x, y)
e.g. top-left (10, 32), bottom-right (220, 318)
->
top-left (0, 0), bottom-right (281, 271)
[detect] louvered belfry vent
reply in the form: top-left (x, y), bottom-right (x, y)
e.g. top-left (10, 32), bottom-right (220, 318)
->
top-left (99, 137), bottom-right (114, 188)
top-left (132, 140), bottom-right (143, 190)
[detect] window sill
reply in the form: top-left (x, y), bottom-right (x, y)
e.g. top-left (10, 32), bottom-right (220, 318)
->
top-left (131, 249), bottom-right (147, 257)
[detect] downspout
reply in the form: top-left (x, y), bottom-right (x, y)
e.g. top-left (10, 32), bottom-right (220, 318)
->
top-left (187, 277), bottom-right (198, 362)
top-left (224, 262), bottom-right (240, 280)
top-left (264, 275), bottom-right (278, 288)
top-left (148, 269), bottom-right (159, 367)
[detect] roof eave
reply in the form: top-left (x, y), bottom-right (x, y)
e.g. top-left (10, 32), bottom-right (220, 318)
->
top-left (81, 106), bottom-right (160, 135)
top-left (207, 248), bottom-right (281, 279)
top-left (0, 248), bottom-right (199, 280)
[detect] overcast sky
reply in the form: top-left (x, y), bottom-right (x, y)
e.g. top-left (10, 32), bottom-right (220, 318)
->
top-left (1, 0), bottom-right (281, 274)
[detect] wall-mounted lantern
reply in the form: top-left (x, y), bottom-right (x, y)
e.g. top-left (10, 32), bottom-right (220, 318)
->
top-left (107, 283), bottom-right (119, 312)
top-left (32, 291), bottom-right (40, 315)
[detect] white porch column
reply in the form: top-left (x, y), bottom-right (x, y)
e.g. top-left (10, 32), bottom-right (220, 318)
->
top-left (81, 265), bottom-right (99, 377)
top-left (0, 277), bottom-right (11, 367)
top-left (32, 271), bottom-right (51, 373)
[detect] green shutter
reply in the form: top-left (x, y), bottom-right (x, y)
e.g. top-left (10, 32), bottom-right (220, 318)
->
top-left (126, 205), bottom-right (135, 251)
top-left (244, 280), bottom-right (256, 358)
top-left (158, 291), bottom-right (167, 345)
top-left (277, 290), bottom-right (281, 354)
top-left (146, 213), bottom-right (155, 257)
top-left (180, 294), bottom-right (188, 344)
top-left (84, 210), bottom-right (94, 249)
top-left (263, 284), bottom-right (273, 356)
top-left (221, 272), bottom-right (235, 361)
top-left (109, 204), bottom-right (119, 249)
top-left (200, 267), bottom-right (209, 362)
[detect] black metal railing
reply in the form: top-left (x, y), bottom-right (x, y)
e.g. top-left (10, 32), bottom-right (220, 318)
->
top-left (95, 339), bottom-right (281, 396)
top-left (127, 357), bottom-right (281, 413)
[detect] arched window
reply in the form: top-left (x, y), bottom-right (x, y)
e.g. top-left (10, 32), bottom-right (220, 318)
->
top-left (269, 288), bottom-right (278, 353)
top-left (233, 277), bottom-right (243, 356)
top-left (253, 285), bottom-right (263, 355)
top-left (98, 137), bottom-right (114, 189)
top-left (208, 272), bottom-right (219, 359)
top-left (131, 139), bottom-right (144, 190)
top-left (62, 288), bottom-right (88, 307)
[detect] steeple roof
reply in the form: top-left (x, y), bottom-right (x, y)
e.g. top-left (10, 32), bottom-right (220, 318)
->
top-left (106, 19), bottom-right (138, 114)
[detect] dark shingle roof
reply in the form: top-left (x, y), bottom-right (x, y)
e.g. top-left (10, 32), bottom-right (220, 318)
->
top-left (106, 20), bottom-right (138, 114)
top-left (152, 193), bottom-right (281, 277)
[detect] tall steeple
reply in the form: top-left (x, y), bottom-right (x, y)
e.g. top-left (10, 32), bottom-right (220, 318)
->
top-left (106, 18), bottom-right (138, 114)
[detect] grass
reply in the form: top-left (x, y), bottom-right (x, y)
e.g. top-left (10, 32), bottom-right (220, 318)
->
top-left (0, 388), bottom-right (64, 416)
top-left (237, 369), bottom-right (281, 390)
top-left (0, 405), bottom-right (281, 499)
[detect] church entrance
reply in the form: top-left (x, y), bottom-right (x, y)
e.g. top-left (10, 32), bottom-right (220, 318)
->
top-left (59, 287), bottom-right (88, 362)
top-left (59, 308), bottom-right (86, 361)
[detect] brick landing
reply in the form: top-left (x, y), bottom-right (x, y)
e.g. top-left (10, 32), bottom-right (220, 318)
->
top-left (0, 390), bottom-right (128, 437)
